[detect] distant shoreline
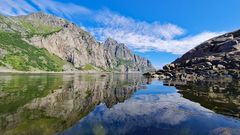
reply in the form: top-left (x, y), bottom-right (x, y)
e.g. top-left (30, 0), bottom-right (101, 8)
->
top-left (0, 70), bottom-right (143, 74)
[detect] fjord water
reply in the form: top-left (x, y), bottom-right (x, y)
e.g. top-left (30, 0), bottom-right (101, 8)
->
top-left (0, 74), bottom-right (240, 135)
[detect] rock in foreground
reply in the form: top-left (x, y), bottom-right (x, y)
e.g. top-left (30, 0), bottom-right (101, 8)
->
top-left (144, 29), bottom-right (240, 80)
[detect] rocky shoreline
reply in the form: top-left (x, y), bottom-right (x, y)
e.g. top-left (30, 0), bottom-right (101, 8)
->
top-left (144, 29), bottom-right (240, 81)
top-left (0, 69), bottom-right (143, 74)
top-left (143, 64), bottom-right (238, 81)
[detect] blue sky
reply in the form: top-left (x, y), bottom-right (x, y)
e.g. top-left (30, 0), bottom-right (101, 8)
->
top-left (1, 0), bottom-right (240, 68)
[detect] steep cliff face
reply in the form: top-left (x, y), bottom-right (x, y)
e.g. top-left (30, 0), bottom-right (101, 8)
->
top-left (0, 12), bottom-right (154, 72)
top-left (103, 38), bottom-right (154, 72)
top-left (22, 13), bottom-right (108, 70)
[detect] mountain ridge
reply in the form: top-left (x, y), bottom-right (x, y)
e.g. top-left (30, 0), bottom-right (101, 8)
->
top-left (0, 12), bottom-right (155, 72)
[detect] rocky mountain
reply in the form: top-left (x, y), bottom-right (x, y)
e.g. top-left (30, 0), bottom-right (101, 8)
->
top-left (145, 29), bottom-right (240, 80)
top-left (103, 38), bottom-right (154, 72)
top-left (0, 12), bottom-right (154, 72)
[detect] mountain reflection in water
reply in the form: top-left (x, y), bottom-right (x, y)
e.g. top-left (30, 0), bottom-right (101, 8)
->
top-left (0, 73), bottom-right (148, 135)
top-left (0, 73), bottom-right (239, 135)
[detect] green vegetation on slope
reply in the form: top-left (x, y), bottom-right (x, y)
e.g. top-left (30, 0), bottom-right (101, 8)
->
top-left (0, 15), bottom-right (62, 38)
top-left (78, 64), bottom-right (110, 71)
top-left (0, 16), bottom-right (17, 32)
top-left (80, 64), bottom-right (96, 71)
top-left (0, 31), bottom-right (65, 71)
top-left (19, 19), bottom-right (62, 38)
top-left (0, 61), bottom-right (5, 67)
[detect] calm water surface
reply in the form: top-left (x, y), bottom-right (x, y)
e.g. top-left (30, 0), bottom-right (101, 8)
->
top-left (0, 73), bottom-right (239, 135)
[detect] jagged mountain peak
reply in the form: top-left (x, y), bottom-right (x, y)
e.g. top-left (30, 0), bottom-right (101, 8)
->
top-left (14, 12), bottom-right (69, 28)
top-left (22, 11), bottom-right (52, 18)
top-left (0, 12), bottom-right (155, 72)
top-left (104, 38), bottom-right (128, 49)
top-left (104, 38), bottom-right (119, 46)
top-left (17, 12), bottom-right (64, 21)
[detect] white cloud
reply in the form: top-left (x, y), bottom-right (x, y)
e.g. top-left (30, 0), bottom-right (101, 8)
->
top-left (30, 0), bottom-right (91, 19)
top-left (74, 93), bottom-right (214, 134)
top-left (0, 0), bottom-right (91, 18)
top-left (0, 1), bottom-right (224, 55)
top-left (90, 10), bottom-right (224, 55)
top-left (0, 0), bottom-right (36, 16)
top-left (93, 10), bottom-right (184, 40)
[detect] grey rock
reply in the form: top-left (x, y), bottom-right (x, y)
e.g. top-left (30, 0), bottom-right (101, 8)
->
top-left (205, 62), bottom-right (213, 66)
top-left (103, 38), bottom-right (155, 72)
top-left (144, 29), bottom-right (240, 80)
top-left (169, 29), bottom-right (240, 79)
top-left (163, 64), bottom-right (175, 70)
top-left (217, 64), bottom-right (225, 70)
top-left (151, 74), bottom-right (159, 78)
top-left (164, 72), bottom-right (173, 77)
top-left (0, 12), bottom-right (155, 72)
top-left (159, 75), bottom-right (167, 79)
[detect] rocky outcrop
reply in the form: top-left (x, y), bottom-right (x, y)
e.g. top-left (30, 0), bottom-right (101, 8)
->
top-left (144, 29), bottom-right (240, 80)
top-left (0, 12), bottom-right (154, 72)
top-left (22, 13), bottom-right (109, 70)
top-left (104, 38), bottom-right (154, 72)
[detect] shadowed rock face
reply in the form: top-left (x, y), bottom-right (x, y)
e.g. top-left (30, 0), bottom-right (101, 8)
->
top-left (0, 12), bottom-right (154, 72)
top-left (0, 74), bottom-right (148, 135)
